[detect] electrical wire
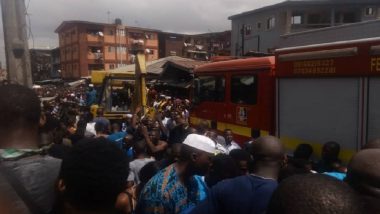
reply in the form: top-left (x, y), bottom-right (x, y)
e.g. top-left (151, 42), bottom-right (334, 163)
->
top-left (25, 0), bottom-right (35, 48)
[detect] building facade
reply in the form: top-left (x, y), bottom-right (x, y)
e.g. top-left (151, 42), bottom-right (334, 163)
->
top-left (55, 20), bottom-right (159, 79)
top-left (30, 49), bottom-right (53, 82)
top-left (158, 31), bottom-right (231, 60)
top-left (229, 0), bottom-right (380, 56)
top-left (51, 47), bottom-right (61, 78)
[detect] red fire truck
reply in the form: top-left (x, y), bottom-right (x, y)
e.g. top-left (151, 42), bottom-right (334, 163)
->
top-left (190, 37), bottom-right (380, 162)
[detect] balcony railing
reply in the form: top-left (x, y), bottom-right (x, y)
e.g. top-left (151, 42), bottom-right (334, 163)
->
top-left (87, 34), bottom-right (103, 42)
top-left (88, 52), bottom-right (104, 60)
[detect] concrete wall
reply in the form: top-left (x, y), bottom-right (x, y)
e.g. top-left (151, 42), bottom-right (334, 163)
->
top-left (280, 19), bottom-right (380, 48)
top-left (231, 9), bottom-right (287, 56)
top-left (230, 3), bottom-right (380, 55)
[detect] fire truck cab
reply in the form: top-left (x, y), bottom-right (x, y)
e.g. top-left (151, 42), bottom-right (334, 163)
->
top-left (191, 57), bottom-right (276, 143)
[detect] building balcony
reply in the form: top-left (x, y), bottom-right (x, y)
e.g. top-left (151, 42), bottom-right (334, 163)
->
top-left (104, 52), bottom-right (116, 60)
top-left (87, 34), bottom-right (103, 43)
top-left (87, 52), bottom-right (103, 60)
top-left (145, 39), bottom-right (158, 47)
top-left (104, 35), bottom-right (116, 43)
top-left (129, 39), bottom-right (145, 46)
top-left (290, 23), bottom-right (332, 32)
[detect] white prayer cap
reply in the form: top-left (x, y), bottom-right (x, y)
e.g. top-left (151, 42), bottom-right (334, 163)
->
top-left (182, 134), bottom-right (216, 154)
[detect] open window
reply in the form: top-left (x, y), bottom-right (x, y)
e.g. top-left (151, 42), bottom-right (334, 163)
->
top-left (195, 76), bottom-right (225, 102)
top-left (267, 17), bottom-right (275, 29)
top-left (231, 75), bottom-right (257, 105)
top-left (292, 13), bottom-right (303, 25)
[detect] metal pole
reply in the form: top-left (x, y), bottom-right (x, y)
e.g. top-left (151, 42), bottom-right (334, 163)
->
top-left (0, 0), bottom-right (32, 87)
top-left (241, 24), bottom-right (245, 56)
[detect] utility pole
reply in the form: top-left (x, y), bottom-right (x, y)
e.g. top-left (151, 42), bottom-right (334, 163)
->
top-left (1, 0), bottom-right (32, 87)
top-left (240, 24), bottom-right (245, 56)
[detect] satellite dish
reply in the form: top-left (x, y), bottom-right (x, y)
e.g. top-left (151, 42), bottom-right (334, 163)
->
top-left (98, 32), bottom-right (104, 37)
top-left (145, 49), bottom-right (151, 54)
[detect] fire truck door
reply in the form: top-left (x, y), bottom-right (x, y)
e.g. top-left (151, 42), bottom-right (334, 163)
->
top-left (367, 77), bottom-right (380, 142)
top-left (277, 78), bottom-right (361, 160)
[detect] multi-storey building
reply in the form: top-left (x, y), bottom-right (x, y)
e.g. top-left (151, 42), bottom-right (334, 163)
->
top-left (55, 20), bottom-right (159, 79)
top-left (158, 31), bottom-right (231, 60)
top-left (229, 0), bottom-right (380, 55)
top-left (51, 47), bottom-right (61, 79)
top-left (30, 49), bottom-right (53, 82)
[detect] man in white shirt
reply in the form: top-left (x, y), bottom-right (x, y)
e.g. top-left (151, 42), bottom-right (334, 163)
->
top-left (224, 129), bottom-right (241, 154)
top-left (127, 140), bottom-right (155, 185)
top-left (205, 130), bottom-right (227, 154)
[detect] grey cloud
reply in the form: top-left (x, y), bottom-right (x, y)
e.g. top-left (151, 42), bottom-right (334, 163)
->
top-left (0, 0), bottom-right (284, 66)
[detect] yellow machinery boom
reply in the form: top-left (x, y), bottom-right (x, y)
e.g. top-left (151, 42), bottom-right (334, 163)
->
top-left (90, 53), bottom-right (148, 120)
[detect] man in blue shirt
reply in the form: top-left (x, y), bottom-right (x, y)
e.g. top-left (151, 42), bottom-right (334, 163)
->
top-left (137, 134), bottom-right (216, 214)
top-left (86, 85), bottom-right (97, 106)
top-left (107, 123), bottom-right (127, 149)
top-left (190, 136), bottom-right (285, 214)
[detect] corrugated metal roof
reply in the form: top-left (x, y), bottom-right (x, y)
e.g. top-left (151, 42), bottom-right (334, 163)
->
top-left (107, 56), bottom-right (206, 75)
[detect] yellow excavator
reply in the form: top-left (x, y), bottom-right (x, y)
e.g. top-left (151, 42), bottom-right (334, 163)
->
top-left (90, 53), bottom-right (148, 121)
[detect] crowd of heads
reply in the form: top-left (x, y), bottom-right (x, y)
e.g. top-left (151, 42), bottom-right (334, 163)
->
top-left (0, 83), bottom-right (379, 214)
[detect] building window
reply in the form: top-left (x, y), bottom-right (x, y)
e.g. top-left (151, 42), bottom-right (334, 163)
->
top-left (308, 14), bottom-right (322, 24)
top-left (257, 22), bottom-right (262, 29)
top-left (365, 7), bottom-right (374, 16)
top-left (197, 76), bottom-right (225, 102)
top-left (145, 33), bottom-right (155, 40)
top-left (267, 17), bottom-right (275, 29)
top-left (343, 12), bottom-right (356, 23)
top-left (109, 30), bottom-right (114, 35)
top-left (110, 64), bottom-right (115, 69)
top-left (292, 14), bottom-right (303, 24)
top-left (117, 46), bottom-right (127, 53)
top-left (108, 46), bottom-right (115, 52)
top-left (231, 75), bottom-right (257, 105)
top-left (245, 25), bottom-right (252, 35)
top-left (117, 29), bottom-right (125, 36)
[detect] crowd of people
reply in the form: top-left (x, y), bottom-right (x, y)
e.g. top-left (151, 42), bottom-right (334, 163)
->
top-left (0, 82), bottom-right (379, 214)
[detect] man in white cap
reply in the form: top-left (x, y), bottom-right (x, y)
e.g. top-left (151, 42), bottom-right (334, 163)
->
top-left (137, 134), bottom-right (216, 214)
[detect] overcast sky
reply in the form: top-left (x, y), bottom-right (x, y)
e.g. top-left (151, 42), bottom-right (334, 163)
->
top-left (0, 0), bottom-right (284, 67)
